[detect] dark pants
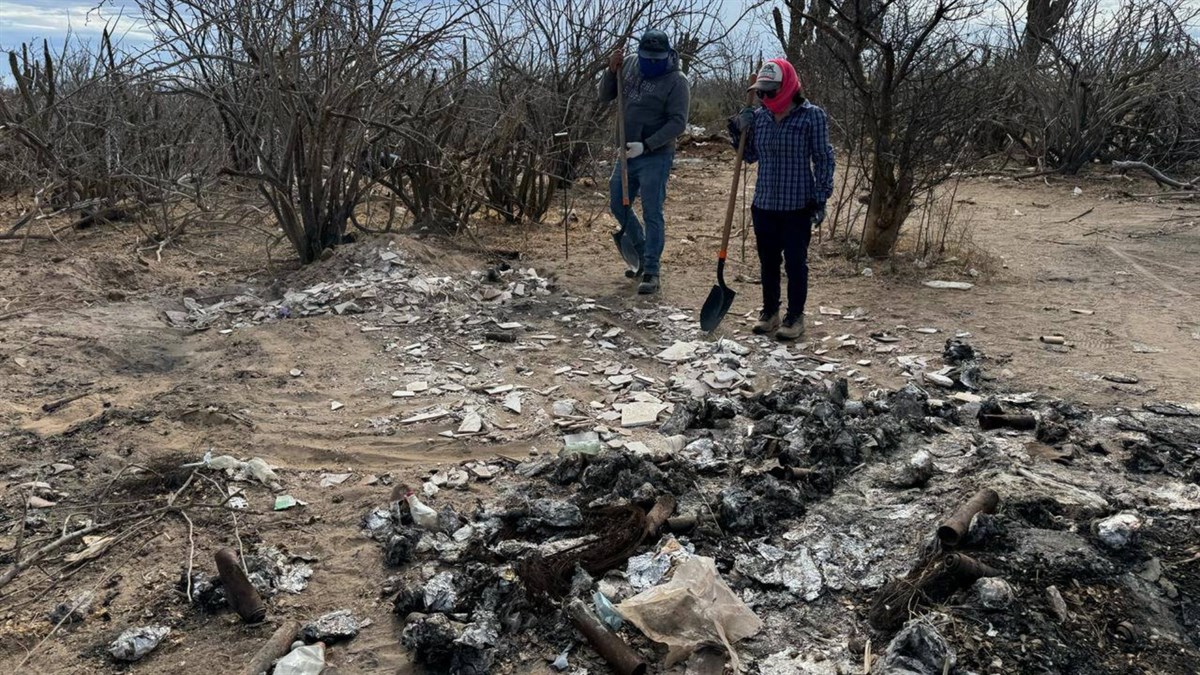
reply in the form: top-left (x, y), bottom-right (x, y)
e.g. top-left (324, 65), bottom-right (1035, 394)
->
top-left (752, 206), bottom-right (812, 318)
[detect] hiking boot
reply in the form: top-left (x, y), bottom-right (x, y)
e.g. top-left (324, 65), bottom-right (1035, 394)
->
top-left (752, 310), bottom-right (780, 335)
top-left (776, 313), bottom-right (805, 340)
top-left (637, 274), bottom-right (660, 295)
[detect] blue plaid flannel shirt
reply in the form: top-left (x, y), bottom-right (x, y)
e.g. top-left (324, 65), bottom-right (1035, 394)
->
top-left (729, 101), bottom-right (836, 212)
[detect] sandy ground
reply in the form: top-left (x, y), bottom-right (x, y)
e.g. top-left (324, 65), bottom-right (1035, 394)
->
top-left (0, 151), bottom-right (1197, 673)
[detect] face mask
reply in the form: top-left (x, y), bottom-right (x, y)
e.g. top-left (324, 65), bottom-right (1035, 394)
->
top-left (638, 56), bottom-right (670, 78)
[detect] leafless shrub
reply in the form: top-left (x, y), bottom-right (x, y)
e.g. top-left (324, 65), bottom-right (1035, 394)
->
top-left (990, 0), bottom-right (1200, 173)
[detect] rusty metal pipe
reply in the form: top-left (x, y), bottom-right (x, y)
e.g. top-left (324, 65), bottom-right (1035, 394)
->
top-left (936, 488), bottom-right (999, 547)
top-left (943, 553), bottom-right (1001, 581)
top-left (567, 599), bottom-right (647, 675)
top-left (643, 495), bottom-right (676, 538)
top-left (215, 548), bottom-right (266, 623)
top-left (979, 413), bottom-right (1037, 431)
top-left (768, 466), bottom-right (816, 480)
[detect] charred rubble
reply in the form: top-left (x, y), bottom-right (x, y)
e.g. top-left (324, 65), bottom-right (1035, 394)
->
top-left (358, 366), bottom-right (1199, 674)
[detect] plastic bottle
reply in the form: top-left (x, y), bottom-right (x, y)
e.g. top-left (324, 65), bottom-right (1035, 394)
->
top-left (405, 491), bottom-right (440, 530)
top-left (274, 641), bottom-right (325, 675)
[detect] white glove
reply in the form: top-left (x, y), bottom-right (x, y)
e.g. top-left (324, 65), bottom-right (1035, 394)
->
top-left (625, 142), bottom-right (645, 159)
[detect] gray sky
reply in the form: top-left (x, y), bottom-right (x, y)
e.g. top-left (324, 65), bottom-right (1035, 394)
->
top-left (0, 1), bottom-right (152, 49)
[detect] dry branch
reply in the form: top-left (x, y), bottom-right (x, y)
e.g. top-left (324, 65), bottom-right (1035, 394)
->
top-left (1112, 160), bottom-right (1197, 190)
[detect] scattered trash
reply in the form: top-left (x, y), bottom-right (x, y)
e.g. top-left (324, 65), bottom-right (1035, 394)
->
top-left (1095, 512), bottom-right (1142, 549)
top-left (891, 450), bottom-right (935, 489)
top-left (568, 598), bottom-right (648, 675)
top-left (274, 641), bottom-right (326, 675)
top-left (551, 648), bottom-right (571, 671)
top-left (974, 577), bottom-right (1014, 609)
top-left (48, 591), bottom-right (94, 624)
top-left (274, 495), bottom-right (304, 510)
top-left (183, 451), bottom-right (279, 486)
top-left (215, 548), bottom-right (266, 623)
top-left (879, 619), bottom-right (956, 675)
top-left (1102, 372), bottom-right (1139, 384)
top-left (302, 609), bottom-right (361, 644)
top-left (331, 400), bottom-right (345, 411)
top-left (593, 590), bottom-right (624, 630)
top-left (406, 491), bottom-right (440, 530)
top-left (320, 473), bottom-right (352, 488)
top-left (923, 280), bottom-right (974, 290)
top-left (562, 431), bottom-right (602, 455)
top-left (1040, 335), bottom-right (1066, 345)
top-left (108, 625), bottom-right (170, 662)
top-left (937, 488), bottom-right (1000, 547)
top-left (618, 555), bottom-right (762, 669)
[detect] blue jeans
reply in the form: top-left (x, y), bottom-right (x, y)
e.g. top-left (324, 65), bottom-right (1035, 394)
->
top-left (609, 150), bottom-right (674, 276)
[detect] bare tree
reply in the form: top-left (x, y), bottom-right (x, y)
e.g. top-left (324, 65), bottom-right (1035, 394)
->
top-left (799, 0), bottom-right (990, 258)
top-left (134, 0), bottom-right (475, 263)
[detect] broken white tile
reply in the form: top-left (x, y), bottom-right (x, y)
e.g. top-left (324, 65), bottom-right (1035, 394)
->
top-left (923, 280), bottom-right (973, 290)
top-left (815, 363), bottom-right (837, 373)
top-left (856, 359), bottom-right (872, 366)
top-left (486, 384), bottom-right (515, 395)
top-left (603, 327), bottom-right (624, 338)
top-left (915, 327), bottom-right (939, 334)
top-left (620, 402), bottom-right (667, 428)
top-left (819, 306), bottom-right (842, 316)
top-left (330, 401), bottom-right (345, 411)
top-left (407, 381), bottom-right (429, 393)
top-left (667, 313), bottom-right (689, 322)
top-left (289, 369), bottom-right (303, 377)
top-left (924, 372), bottom-right (955, 388)
top-left (657, 341), bottom-right (699, 362)
top-left (624, 441), bottom-right (652, 455)
top-left (401, 409), bottom-right (450, 424)
top-left (458, 412), bottom-right (483, 434)
top-left (497, 321), bottom-right (523, 330)
top-left (502, 391), bottom-right (523, 414)
top-left (608, 374), bottom-right (634, 386)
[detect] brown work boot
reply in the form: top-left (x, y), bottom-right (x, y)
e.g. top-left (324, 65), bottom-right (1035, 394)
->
top-left (752, 310), bottom-right (780, 335)
top-left (776, 313), bottom-right (805, 341)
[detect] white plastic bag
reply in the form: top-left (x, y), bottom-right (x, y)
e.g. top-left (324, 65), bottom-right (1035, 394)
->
top-left (617, 555), bottom-right (762, 670)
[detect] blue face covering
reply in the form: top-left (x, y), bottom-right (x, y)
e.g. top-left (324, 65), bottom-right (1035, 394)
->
top-left (638, 56), bottom-right (670, 78)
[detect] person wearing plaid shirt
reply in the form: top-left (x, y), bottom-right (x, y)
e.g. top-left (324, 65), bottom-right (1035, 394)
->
top-left (729, 58), bottom-right (836, 340)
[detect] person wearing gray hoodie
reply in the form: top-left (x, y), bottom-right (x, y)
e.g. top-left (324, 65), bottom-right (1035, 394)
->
top-left (599, 29), bottom-right (690, 295)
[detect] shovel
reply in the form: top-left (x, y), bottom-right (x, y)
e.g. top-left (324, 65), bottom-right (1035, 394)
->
top-left (700, 77), bottom-right (757, 332)
top-left (612, 66), bottom-right (641, 272)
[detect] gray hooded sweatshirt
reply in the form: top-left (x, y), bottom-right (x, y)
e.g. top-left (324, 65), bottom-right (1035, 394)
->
top-left (598, 55), bottom-right (690, 155)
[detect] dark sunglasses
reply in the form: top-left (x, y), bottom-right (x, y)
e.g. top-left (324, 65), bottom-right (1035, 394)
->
top-left (755, 87), bottom-right (781, 100)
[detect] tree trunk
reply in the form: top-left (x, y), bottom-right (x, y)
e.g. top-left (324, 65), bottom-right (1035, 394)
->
top-left (862, 157), bottom-right (913, 259)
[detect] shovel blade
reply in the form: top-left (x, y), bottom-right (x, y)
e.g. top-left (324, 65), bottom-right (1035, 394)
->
top-left (699, 284), bottom-right (736, 332)
top-left (613, 230), bottom-right (641, 271)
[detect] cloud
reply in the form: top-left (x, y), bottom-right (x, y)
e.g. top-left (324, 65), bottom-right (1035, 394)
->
top-left (0, 2), bottom-right (153, 47)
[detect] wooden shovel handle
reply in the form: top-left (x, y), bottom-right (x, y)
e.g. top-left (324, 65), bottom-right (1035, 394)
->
top-left (615, 64), bottom-right (630, 207)
top-left (719, 74), bottom-right (758, 259)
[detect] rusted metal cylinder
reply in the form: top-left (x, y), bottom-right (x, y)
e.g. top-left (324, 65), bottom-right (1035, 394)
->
top-left (215, 548), bottom-right (266, 623)
top-left (567, 599), bottom-right (647, 675)
top-left (943, 552), bottom-right (1001, 581)
top-left (768, 466), bottom-right (816, 480)
top-left (936, 488), bottom-right (1000, 547)
top-left (979, 413), bottom-right (1037, 431)
top-left (643, 495), bottom-right (677, 537)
